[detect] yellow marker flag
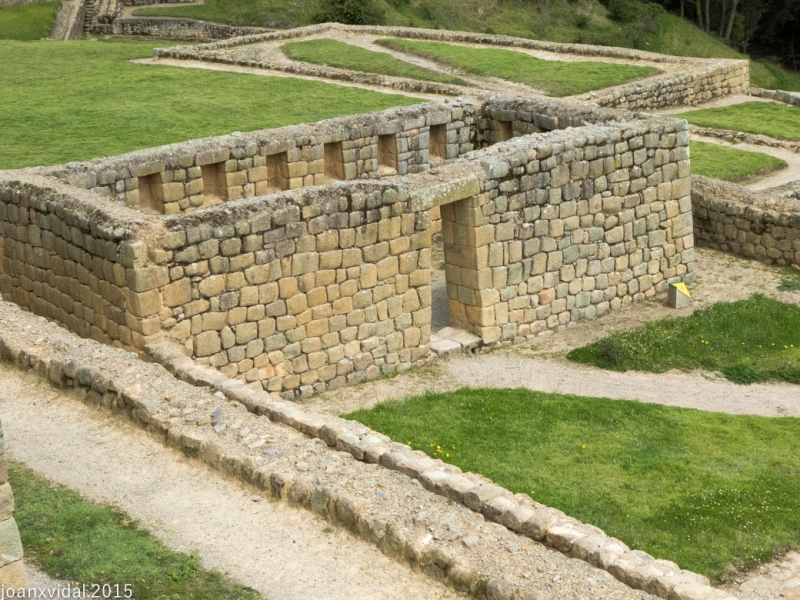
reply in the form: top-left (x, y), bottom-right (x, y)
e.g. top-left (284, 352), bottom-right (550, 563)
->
top-left (673, 282), bottom-right (691, 298)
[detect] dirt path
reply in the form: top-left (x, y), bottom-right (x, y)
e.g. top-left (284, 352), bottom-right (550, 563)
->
top-left (306, 247), bottom-right (800, 419)
top-left (0, 368), bottom-right (461, 600)
top-left (691, 135), bottom-right (800, 190)
top-left (50, 0), bottom-right (82, 41)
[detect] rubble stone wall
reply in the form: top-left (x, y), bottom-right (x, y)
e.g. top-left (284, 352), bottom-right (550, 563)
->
top-left (692, 176), bottom-right (800, 267)
top-left (112, 17), bottom-right (266, 40)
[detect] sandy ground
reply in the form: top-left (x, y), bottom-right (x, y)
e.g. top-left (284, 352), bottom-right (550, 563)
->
top-left (0, 369), bottom-right (461, 600)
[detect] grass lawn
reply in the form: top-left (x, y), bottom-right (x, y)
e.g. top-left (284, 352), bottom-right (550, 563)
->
top-left (689, 140), bottom-right (787, 183)
top-left (376, 38), bottom-right (658, 97)
top-left (568, 295), bottom-right (800, 385)
top-left (10, 462), bottom-right (261, 598)
top-left (681, 102), bottom-right (800, 142)
top-left (0, 40), bottom-right (420, 169)
top-left (346, 387), bottom-right (800, 580)
top-left (281, 39), bottom-right (467, 86)
top-left (0, 1), bottom-right (59, 40)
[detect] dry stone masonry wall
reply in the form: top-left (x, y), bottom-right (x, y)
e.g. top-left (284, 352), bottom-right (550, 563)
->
top-left (692, 175), bottom-right (800, 267)
top-left (0, 176), bottom-right (162, 351)
top-left (38, 103), bottom-right (476, 215)
top-left (158, 179), bottom-right (437, 396)
top-left (2, 97), bottom-right (696, 398)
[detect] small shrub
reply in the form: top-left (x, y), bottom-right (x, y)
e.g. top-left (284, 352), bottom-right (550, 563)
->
top-left (778, 276), bottom-right (800, 292)
top-left (574, 13), bottom-right (591, 29)
top-left (607, 0), bottom-right (643, 23)
top-left (313, 0), bottom-right (385, 25)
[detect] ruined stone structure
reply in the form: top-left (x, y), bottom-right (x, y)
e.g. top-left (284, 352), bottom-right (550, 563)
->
top-left (692, 176), bottom-right (800, 267)
top-left (0, 420), bottom-right (26, 588)
top-left (1, 94), bottom-right (696, 398)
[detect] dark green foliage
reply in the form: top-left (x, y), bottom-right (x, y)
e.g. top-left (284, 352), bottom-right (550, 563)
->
top-left (313, 0), bottom-right (385, 25)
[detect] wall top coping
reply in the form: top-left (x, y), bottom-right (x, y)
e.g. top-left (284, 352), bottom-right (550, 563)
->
top-left (27, 96), bottom-right (680, 181)
top-left (692, 175), bottom-right (800, 215)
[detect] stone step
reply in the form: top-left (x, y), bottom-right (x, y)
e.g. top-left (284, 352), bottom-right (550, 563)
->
top-left (430, 327), bottom-right (483, 357)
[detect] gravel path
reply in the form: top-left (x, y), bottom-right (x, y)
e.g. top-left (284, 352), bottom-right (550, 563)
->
top-left (0, 368), bottom-right (462, 600)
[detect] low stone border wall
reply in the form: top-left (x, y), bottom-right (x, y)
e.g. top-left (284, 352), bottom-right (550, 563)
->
top-left (0, 0), bottom-right (52, 5)
top-left (692, 175), bottom-right (800, 267)
top-left (0, 297), bottom-right (733, 600)
top-left (113, 17), bottom-right (266, 41)
top-left (155, 23), bottom-right (748, 110)
top-left (750, 87), bottom-right (800, 107)
top-left (689, 125), bottom-right (800, 154)
top-left (0, 420), bottom-right (27, 588)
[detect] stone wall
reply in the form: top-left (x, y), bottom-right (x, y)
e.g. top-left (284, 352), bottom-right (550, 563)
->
top-left (750, 87), bottom-right (800, 107)
top-left (0, 175), bottom-right (163, 351)
top-left (3, 99), bottom-right (696, 397)
top-left (157, 178), bottom-right (439, 396)
top-left (586, 61), bottom-right (749, 110)
top-left (112, 17), bottom-right (266, 41)
top-left (440, 117), bottom-right (695, 344)
top-left (692, 175), bottom-right (800, 267)
top-left (0, 420), bottom-right (27, 589)
top-left (0, 0), bottom-right (52, 5)
top-left (39, 102), bottom-right (476, 215)
top-left (157, 23), bottom-right (748, 109)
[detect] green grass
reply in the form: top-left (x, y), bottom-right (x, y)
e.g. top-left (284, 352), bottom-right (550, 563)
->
top-left (281, 39), bottom-right (467, 85)
top-left (0, 40), bottom-right (421, 169)
top-left (9, 462), bottom-right (261, 599)
top-left (346, 387), bottom-right (800, 580)
top-left (568, 295), bottom-right (800, 385)
top-left (376, 38), bottom-right (658, 96)
top-left (689, 140), bottom-right (787, 183)
top-left (0, 1), bottom-right (59, 40)
top-left (681, 102), bottom-right (800, 142)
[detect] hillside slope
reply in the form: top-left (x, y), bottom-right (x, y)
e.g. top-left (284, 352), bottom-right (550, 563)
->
top-left (133, 0), bottom-right (800, 91)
